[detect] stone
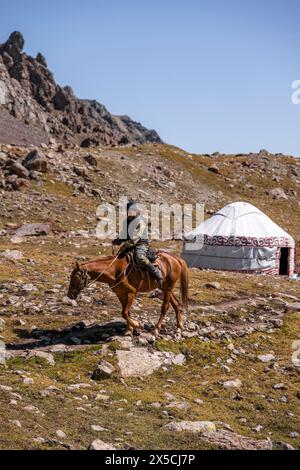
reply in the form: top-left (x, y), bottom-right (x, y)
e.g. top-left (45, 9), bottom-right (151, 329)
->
top-left (0, 384), bottom-right (12, 391)
top-left (67, 383), bottom-right (91, 390)
top-left (26, 350), bottom-right (55, 366)
top-left (95, 394), bottom-right (110, 401)
top-left (32, 436), bottom-right (45, 444)
top-left (223, 379), bottom-right (242, 389)
top-left (1, 249), bottom-right (23, 260)
top-left (253, 425), bottom-right (263, 433)
top-left (9, 419), bottom-right (22, 428)
top-left (286, 302), bottom-right (300, 312)
top-left (166, 400), bottom-right (190, 411)
top-left (257, 354), bottom-right (275, 363)
top-left (208, 164), bottom-right (220, 174)
top-left (272, 383), bottom-right (285, 390)
top-left (11, 178), bottom-right (27, 190)
top-left (89, 439), bottom-right (116, 450)
top-left (116, 348), bottom-right (185, 377)
top-left (277, 442), bottom-right (294, 450)
top-left (22, 150), bottom-right (47, 173)
top-left (7, 160), bottom-right (29, 178)
top-left (268, 187), bottom-right (288, 200)
top-left (84, 154), bottom-right (98, 167)
top-left (92, 360), bottom-right (115, 380)
top-left (164, 421), bottom-right (216, 433)
top-left (200, 430), bottom-right (272, 450)
top-left (23, 377), bottom-right (34, 385)
top-left (204, 281), bottom-right (221, 290)
top-left (21, 283), bottom-right (38, 293)
top-left (0, 318), bottom-right (5, 332)
top-left (24, 405), bottom-right (40, 413)
top-left (91, 425), bottom-right (107, 432)
top-left (56, 430), bottom-right (67, 439)
top-left (14, 223), bottom-right (52, 237)
top-left (194, 398), bottom-right (204, 405)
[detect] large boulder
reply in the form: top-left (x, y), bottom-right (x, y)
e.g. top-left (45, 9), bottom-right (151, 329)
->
top-left (22, 150), bottom-right (47, 173)
top-left (14, 223), bottom-right (52, 237)
top-left (116, 347), bottom-right (185, 377)
top-left (6, 160), bottom-right (29, 178)
top-left (200, 430), bottom-right (273, 450)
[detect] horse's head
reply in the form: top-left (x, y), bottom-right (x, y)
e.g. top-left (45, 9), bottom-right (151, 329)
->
top-left (67, 262), bottom-right (90, 299)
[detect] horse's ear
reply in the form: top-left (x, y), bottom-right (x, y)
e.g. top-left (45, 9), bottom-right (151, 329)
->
top-left (75, 262), bottom-right (80, 270)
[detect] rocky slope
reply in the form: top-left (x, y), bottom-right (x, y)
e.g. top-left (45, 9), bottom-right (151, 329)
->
top-left (0, 32), bottom-right (162, 147)
top-left (0, 142), bottom-right (300, 450)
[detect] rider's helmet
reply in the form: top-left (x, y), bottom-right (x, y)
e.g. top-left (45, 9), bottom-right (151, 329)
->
top-left (127, 200), bottom-right (139, 218)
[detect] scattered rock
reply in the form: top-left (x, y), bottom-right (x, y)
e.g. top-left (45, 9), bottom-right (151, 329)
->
top-left (285, 302), bottom-right (300, 312)
top-left (164, 421), bottom-right (216, 433)
top-left (22, 150), bottom-right (47, 173)
top-left (223, 379), bottom-right (242, 389)
top-left (268, 188), bottom-right (288, 200)
top-left (23, 377), bottom-right (34, 385)
top-left (204, 282), bottom-right (221, 290)
top-left (56, 430), bottom-right (67, 439)
top-left (200, 430), bottom-right (272, 450)
top-left (116, 348), bottom-right (185, 377)
top-left (272, 383), bottom-right (285, 390)
top-left (257, 354), bottom-right (275, 363)
top-left (14, 222), bottom-right (52, 237)
top-left (1, 249), bottom-right (23, 260)
top-left (252, 425), bottom-right (263, 433)
top-left (91, 425), bottom-right (107, 432)
top-left (23, 405), bottom-right (40, 414)
top-left (0, 318), bottom-right (5, 332)
top-left (26, 350), bottom-right (55, 366)
top-left (92, 360), bottom-right (115, 380)
top-left (208, 164), bottom-right (220, 174)
top-left (9, 419), bottom-right (22, 428)
top-left (89, 439), bottom-right (116, 450)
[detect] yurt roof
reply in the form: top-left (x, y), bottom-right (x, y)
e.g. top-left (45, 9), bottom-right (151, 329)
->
top-left (186, 201), bottom-right (294, 243)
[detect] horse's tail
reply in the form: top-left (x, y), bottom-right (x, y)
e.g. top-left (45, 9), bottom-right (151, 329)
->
top-left (179, 259), bottom-right (189, 309)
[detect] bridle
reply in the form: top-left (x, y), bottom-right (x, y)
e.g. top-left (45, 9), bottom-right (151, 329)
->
top-left (74, 251), bottom-right (135, 292)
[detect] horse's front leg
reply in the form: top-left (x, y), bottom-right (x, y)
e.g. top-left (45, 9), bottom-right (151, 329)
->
top-left (154, 288), bottom-right (172, 336)
top-left (118, 291), bottom-right (139, 336)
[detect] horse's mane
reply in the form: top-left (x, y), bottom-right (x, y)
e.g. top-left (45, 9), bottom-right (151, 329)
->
top-left (80, 255), bottom-right (115, 267)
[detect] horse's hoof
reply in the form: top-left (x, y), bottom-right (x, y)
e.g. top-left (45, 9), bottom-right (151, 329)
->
top-left (176, 327), bottom-right (183, 334)
top-left (153, 328), bottom-right (160, 337)
top-left (133, 328), bottom-right (140, 337)
top-left (124, 330), bottom-right (133, 337)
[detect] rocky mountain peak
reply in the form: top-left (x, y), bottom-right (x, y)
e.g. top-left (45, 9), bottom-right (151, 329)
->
top-left (0, 31), bottom-right (162, 147)
top-left (4, 31), bottom-right (25, 53)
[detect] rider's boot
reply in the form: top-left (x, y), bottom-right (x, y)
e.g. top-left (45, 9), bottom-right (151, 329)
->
top-left (147, 264), bottom-right (164, 289)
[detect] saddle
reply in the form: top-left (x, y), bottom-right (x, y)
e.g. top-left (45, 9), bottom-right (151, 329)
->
top-left (118, 247), bottom-right (158, 265)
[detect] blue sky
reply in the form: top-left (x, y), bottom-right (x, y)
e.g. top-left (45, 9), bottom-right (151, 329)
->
top-left (1, 0), bottom-right (300, 155)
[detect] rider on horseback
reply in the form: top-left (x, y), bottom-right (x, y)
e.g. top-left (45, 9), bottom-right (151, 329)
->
top-left (112, 201), bottom-right (164, 289)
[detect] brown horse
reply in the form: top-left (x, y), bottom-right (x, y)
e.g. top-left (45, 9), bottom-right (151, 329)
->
top-left (67, 251), bottom-right (189, 335)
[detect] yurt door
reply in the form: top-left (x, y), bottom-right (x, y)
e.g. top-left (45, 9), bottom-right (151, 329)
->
top-left (279, 247), bottom-right (289, 275)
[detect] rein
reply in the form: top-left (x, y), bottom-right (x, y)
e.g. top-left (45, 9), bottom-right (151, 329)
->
top-left (85, 253), bottom-right (120, 287)
top-left (84, 250), bottom-right (135, 289)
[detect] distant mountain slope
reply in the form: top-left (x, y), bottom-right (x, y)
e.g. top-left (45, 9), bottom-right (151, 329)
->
top-left (0, 31), bottom-right (162, 147)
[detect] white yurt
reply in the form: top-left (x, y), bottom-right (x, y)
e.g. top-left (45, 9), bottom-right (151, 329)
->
top-left (182, 201), bottom-right (295, 276)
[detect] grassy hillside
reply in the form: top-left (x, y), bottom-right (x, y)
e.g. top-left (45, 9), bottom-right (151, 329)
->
top-left (0, 143), bottom-right (300, 450)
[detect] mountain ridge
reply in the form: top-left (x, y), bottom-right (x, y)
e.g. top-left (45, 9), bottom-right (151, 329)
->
top-left (0, 31), bottom-right (162, 147)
